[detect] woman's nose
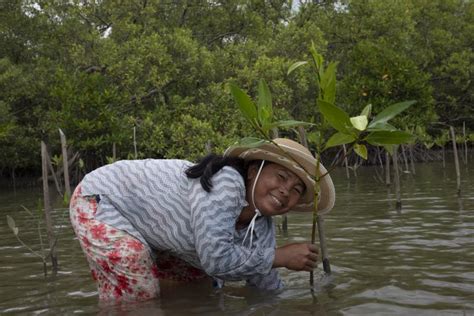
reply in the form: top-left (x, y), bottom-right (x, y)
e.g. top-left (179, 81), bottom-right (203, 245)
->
top-left (279, 185), bottom-right (289, 196)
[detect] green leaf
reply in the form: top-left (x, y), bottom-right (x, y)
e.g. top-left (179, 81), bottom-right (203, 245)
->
top-left (310, 41), bottom-right (323, 69)
top-left (236, 137), bottom-right (268, 147)
top-left (361, 104), bottom-right (372, 117)
top-left (320, 61), bottom-right (338, 104)
top-left (287, 61), bottom-right (308, 75)
top-left (366, 131), bottom-right (414, 145)
top-left (257, 79), bottom-right (272, 129)
top-left (350, 115), bottom-right (368, 131)
top-left (270, 120), bottom-right (313, 129)
top-left (228, 83), bottom-right (258, 124)
top-left (324, 132), bottom-right (356, 149)
top-left (307, 131), bottom-right (322, 146)
top-left (354, 143), bottom-right (368, 160)
top-left (318, 100), bottom-right (351, 133)
top-left (6, 215), bottom-right (19, 236)
top-left (368, 100), bottom-right (416, 128)
top-left (366, 122), bottom-right (397, 131)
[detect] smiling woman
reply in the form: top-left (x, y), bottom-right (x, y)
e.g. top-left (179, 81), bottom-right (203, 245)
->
top-left (69, 138), bottom-right (335, 303)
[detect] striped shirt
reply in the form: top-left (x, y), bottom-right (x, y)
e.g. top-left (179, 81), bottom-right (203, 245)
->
top-left (80, 159), bottom-right (283, 290)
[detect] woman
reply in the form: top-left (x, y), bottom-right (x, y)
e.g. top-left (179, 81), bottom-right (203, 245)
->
top-left (69, 138), bottom-right (335, 302)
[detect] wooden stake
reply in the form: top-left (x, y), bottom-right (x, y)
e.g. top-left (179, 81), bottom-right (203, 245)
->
top-left (450, 126), bottom-right (461, 196)
top-left (442, 146), bottom-right (446, 169)
top-left (41, 141), bottom-right (58, 274)
top-left (409, 145), bottom-right (416, 175)
top-left (385, 151), bottom-right (391, 186)
top-left (133, 126), bottom-right (138, 159)
top-left (343, 144), bottom-right (350, 180)
top-left (401, 145), bottom-right (409, 172)
top-left (59, 129), bottom-right (71, 198)
top-left (297, 127), bottom-right (331, 274)
top-left (463, 122), bottom-right (468, 165)
top-left (273, 128), bottom-right (288, 233)
top-left (392, 146), bottom-right (402, 210)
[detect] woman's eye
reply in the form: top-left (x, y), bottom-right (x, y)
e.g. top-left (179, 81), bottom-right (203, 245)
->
top-left (293, 186), bottom-right (304, 195)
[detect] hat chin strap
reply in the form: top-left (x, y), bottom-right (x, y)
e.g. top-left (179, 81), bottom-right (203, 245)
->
top-left (242, 160), bottom-right (265, 248)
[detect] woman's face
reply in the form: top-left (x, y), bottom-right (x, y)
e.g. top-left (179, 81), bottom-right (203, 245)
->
top-left (247, 162), bottom-right (305, 216)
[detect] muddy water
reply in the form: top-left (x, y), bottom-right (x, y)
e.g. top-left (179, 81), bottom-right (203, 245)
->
top-left (1, 162), bottom-right (473, 315)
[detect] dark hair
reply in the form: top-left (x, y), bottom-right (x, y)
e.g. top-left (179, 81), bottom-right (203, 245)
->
top-left (185, 154), bottom-right (247, 192)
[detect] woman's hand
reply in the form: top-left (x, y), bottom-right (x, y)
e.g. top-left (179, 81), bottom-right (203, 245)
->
top-left (273, 243), bottom-right (319, 272)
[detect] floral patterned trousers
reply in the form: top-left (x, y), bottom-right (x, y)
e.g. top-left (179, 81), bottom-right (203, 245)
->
top-left (69, 185), bottom-right (207, 302)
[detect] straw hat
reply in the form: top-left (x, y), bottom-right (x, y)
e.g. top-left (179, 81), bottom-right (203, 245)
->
top-left (224, 138), bottom-right (335, 214)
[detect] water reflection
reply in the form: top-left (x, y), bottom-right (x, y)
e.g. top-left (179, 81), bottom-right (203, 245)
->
top-left (0, 162), bottom-right (473, 314)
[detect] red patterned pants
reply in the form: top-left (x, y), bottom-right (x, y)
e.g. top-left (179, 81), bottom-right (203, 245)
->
top-left (69, 185), bottom-right (207, 302)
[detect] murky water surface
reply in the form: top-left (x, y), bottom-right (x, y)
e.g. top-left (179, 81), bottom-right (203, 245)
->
top-left (1, 162), bottom-right (473, 315)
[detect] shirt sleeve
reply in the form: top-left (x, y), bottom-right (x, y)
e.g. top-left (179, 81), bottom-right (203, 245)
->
top-left (245, 217), bottom-right (284, 290)
top-left (189, 167), bottom-right (275, 281)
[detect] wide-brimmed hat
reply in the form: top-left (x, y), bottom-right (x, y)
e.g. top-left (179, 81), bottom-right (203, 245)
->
top-left (224, 138), bottom-right (335, 214)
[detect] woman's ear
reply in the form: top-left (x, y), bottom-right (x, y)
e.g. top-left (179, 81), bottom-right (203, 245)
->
top-left (247, 163), bottom-right (258, 180)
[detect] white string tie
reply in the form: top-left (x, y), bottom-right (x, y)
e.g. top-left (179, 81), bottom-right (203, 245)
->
top-left (242, 160), bottom-right (265, 248)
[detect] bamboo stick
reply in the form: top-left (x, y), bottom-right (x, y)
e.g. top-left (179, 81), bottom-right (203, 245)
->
top-left (450, 126), bottom-right (461, 196)
top-left (41, 141), bottom-right (58, 274)
top-left (113, 142), bottom-right (116, 161)
top-left (59, 129), bottom-right (71, 198)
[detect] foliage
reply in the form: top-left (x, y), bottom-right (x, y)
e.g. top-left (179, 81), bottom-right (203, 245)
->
top-left (0, 0), bottom-right (471, 178)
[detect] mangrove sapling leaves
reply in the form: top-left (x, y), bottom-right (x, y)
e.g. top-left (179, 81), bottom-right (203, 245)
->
top-left (366, 130), bottom-right (414, 145)
top-left (287, 61), bottom-right (308, 75)
top-left (310, 42), bottom-right (324, 71)
top-left (270, 120), bottom-right (313, 130)
top-left (257, 79), bottom-right (273, 129)
top-left (366, 122), bottom-right (397, 131)
top-left (234, 137), bottom-right (267, 148)
top-left (368, 100), bottom-right (416, 128)
top-left (308, 131), bottom-right (322, 146)
top-left (324, 132), bottom-right (356, 149)
top-left (318, 100), bottom-right (352, 134)
top-left (354, 143), bottom-right (368, 160)
top-left (350, 115), bottom-right (368, 131)
top-left (361, 104), bottom-right (372, 117)
top-left (320, 61), bottom-right (338, 104)
top-left (7, 215), bottom-right (19, 236)
top-left (228, 83), bottom-right (258, 126)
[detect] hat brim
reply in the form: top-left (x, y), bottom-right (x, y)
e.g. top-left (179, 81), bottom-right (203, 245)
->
top-left (225, 141), bottom-right (335, 213)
